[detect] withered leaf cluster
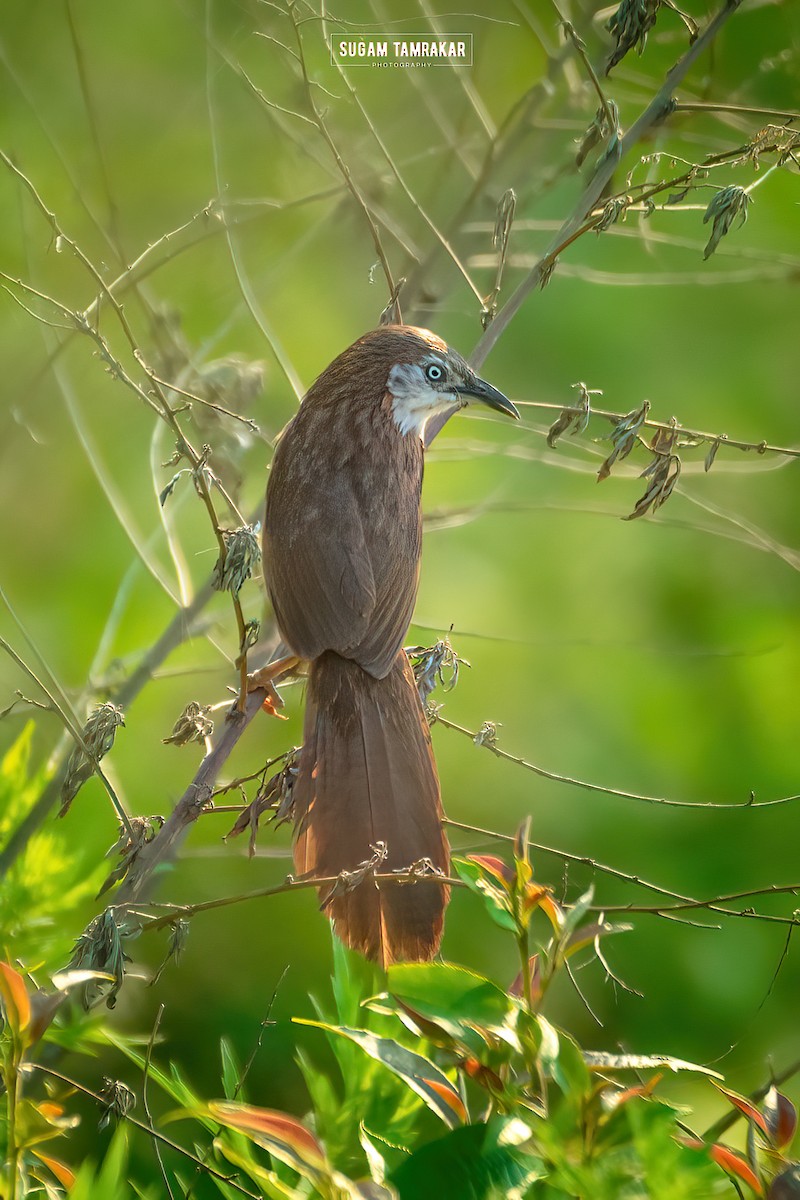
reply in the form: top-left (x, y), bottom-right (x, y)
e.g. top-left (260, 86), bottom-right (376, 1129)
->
top-left (225, 751), bottom-right (300, 857)
top-left (597, 401), bottom-right (651, 482)
top-left (576, 101), bottom-right (620, 169)
top-left (162, 700), bottom-right (214, 747)
top-left (98, 814), bottom-right (165, 897)
top-left (547, 383), bottom-right (598, 448)
top-left (624, 453), bottom-right (682, 521)
top-left (703, 186), bottom-right (752, 260)
top-left (606, 0), bottom-right (661, 73)
top-left (213, 523), bottom-right (261, 597)
top-left (66, 907), bottom-right (130, 1010)
top-left (406, 638), bottom-right (470, 705)
top-left (60, 701), bottom-right (125, 817)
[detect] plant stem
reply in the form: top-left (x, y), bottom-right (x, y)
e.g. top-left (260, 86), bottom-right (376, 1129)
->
top-left (6, 1051), bottom-right (20, 1200)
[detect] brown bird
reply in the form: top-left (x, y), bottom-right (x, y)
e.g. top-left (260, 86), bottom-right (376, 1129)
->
top-left (255, 325), bottom-right (518, 966)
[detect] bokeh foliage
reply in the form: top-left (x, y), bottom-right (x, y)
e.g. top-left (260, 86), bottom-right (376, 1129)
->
top-left (1, 0), bottom-right (800, 1193)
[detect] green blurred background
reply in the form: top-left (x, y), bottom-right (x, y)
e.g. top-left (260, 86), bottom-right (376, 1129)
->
top-left (1, 0), bottom-right (799, 1151)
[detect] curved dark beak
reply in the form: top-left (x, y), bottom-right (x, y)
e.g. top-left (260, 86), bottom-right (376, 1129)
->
top-left (455, 375), bottom-right (520, 420)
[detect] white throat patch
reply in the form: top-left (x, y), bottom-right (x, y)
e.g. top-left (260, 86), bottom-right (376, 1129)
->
top-left (387, 362), bottom-right (460, 439)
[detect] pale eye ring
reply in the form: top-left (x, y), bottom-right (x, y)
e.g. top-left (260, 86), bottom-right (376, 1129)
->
top-left (425, 362), bottom-right (444, 382)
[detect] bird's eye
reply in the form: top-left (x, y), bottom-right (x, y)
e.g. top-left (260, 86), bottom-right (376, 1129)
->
top-left (425, 363), bottom-right (444, 382)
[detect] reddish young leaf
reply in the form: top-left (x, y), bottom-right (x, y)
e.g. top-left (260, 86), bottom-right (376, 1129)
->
top-left (713, 1082), bottom-right (771, 1137)
top-left (509, 955), bottom-right (542, 1005)
top-left (209, 1101), bottom-right (326, 1168)
top-left (466, 855), bottom-right (514, 886)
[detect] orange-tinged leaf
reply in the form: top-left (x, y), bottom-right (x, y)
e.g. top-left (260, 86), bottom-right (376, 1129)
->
top-left (422, 1078), bottom-right (467, 1123)
top-left (31, 1150), bottom-right (76, 1189)
top-left (708, 1144), bottom-right (763, 1194)
top-left (681, 1138), bottom-right (763, 1194)
top-left (522, 882), bottom-right (551, 914)
top-left (208, 1101), bottom-right (325, 1167)
top-left (538, 893), bottom-right (565, 932)
top-left (712, 1082), bottom-right (771, 1137)
top-left (0, 961), bottom-right (31, 1037)
top-left (37, 1102), bottom-right (65, 1120)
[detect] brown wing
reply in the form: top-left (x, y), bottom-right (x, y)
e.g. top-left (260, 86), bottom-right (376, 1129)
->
top-left (263, 400), bottom-right (423, 678)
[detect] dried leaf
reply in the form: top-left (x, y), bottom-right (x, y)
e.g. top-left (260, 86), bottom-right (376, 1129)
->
top-left (704, 434), bottom-right (727, 472)
top-left (547, 382), bottom-right (597, 447)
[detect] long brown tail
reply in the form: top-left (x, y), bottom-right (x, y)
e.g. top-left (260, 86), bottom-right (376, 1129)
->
top-left (293, 649), bottom-right (450, 966)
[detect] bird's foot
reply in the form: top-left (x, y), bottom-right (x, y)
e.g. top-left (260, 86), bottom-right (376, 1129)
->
top-left (246, 654), bottom-right (300, 717)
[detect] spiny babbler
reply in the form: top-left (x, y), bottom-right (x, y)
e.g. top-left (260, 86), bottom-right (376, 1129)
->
top-left (255, 325), bottom-right (518, 966)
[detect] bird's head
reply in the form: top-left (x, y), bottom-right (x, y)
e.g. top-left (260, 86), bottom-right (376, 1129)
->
top-left (379, 325), bottom-right (519, 438)
top-left (311, 325), bottom-right (518, 441)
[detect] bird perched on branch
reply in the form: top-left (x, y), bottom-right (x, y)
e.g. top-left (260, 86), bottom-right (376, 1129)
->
top-left (253, 325), bottom-right (518, 966)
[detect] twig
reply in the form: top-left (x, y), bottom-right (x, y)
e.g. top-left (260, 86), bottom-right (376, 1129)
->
top-left (0, 635), bottom-right (133, 837)
top-left (469, 0), bottom-right (745, 369)
top-left (285, 0), bottom-right (397, 303)
top-left (553, 3), bottom-right (617, 133)
top-left (143, 1005), bottom-right (176, 1200)
top-left (445, 817), bottom-right (713, 912)
top-left (28, 1065), bottom-right (260, 1199)
top-left (122, 867), bottom-right (463, 934)
top-left (515, 398), bottom-right (800, 460)
top-left (434, 711), bottom-right (795, 809)
top-left (113, 690), bottom-right (268, 903)
top-left (673, 101), bottom-right (800, 123)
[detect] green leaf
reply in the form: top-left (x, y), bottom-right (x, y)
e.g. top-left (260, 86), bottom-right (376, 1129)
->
top-left (390, 1117), bottom-right (544, 1200)
top-left (295, 1020), bottom-right (466, 1128)
top-left (386, 962), bottom-right (519, 1052)
top-left (214, 1138), bottom-right (303, 1199)
top-left (453, 857), bottom-right (517, 932)
top-left (220, 1036), bottom-right (242, 1101)
top-left (105, 1032), bottom-right (220, 1133)
top-left (69, 1127), bottom-right (129, 1200)
top-left (536, 1016), bottom-right (591, 1100)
